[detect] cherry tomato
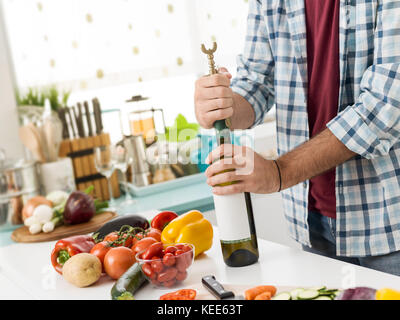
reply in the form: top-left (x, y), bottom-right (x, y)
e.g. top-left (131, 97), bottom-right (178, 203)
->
top-left (142, 263), bottom-right (156, 280)
top-left (157, 267), bottom-right (178, 283)
top-left (175, 249), bottom-right (184, 256)
top-left (130, 232), bottom-right (145, 247)
top-left (142, 242), bottom-right (164, 260)
top-left (145, 228), bottom-right (162, 242)
top-left (151, 260), bottom-right (164, 273)
top-left (90, 241), bottom-right (111, 272)
top-left (103, 232), bottom-right (133, 247)
top-left (104, 246), bottom-right (136, 280)
top-left (176, 255), bottom-right (189, 272)
top-left (131, 237), bottom-right (157, 256)
top-left (176, 271), bottom-right (187, 281)
top-left (164, 246), bottom-right (177, 255)
top-left (182, 244), bottom-right (192, 253)
top-left (162, 253), bottom-right (176, 267)
top-left (104, 232), bottom-right (119, 243)
top-left (174, 244), bottom-right (185, 250)
top-left (151, 211), bottom-right (178, 231)
top-left (163, 279), bottom-right (176, 288)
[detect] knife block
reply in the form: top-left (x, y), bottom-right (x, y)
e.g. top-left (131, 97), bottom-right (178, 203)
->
top-left (58, 133), bottom-right (120, 201)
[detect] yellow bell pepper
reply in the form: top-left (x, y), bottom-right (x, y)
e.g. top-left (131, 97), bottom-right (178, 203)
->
top-left (161, 210), bottom-right (213, 257)
top-left (376, 288), bottom-right (400, 300)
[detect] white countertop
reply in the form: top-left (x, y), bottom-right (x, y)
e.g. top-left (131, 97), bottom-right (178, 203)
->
top-left (1, 210), bottom-right (400, 300)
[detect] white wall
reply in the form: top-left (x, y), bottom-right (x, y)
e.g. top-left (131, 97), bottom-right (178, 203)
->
top-left (0, 3), bottom-right (23, 159)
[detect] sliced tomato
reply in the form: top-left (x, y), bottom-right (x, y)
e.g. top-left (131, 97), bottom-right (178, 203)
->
top-left (160, 289), bottom-right (197, 300)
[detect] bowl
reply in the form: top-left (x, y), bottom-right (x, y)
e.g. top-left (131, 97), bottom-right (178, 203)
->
top-left (136, 243), bottom-right (194, 289)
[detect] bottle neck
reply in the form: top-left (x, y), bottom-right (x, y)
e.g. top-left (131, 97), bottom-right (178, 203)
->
top-left (214, 119), bottom-right (231, 146)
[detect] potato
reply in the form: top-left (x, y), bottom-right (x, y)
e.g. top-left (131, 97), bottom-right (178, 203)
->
top-left (62, 253), bottom-right (102, 288)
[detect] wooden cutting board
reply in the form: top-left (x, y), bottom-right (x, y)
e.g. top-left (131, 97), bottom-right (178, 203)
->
top-left (11, 211), bottom-right (117, 243)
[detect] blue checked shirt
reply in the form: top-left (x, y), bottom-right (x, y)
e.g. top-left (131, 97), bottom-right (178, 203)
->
top-left (231, 0), bottom-right (400, 257)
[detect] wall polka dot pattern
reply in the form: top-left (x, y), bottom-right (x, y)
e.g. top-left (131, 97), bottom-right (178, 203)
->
top-left (2, 0), bottom-right (249, 91)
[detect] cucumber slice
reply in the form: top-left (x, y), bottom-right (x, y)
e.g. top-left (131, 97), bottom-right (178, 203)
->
top-left (290, 288), bottom-right (305, 300)
top-left (271, 292), bottom-right (291, 300)
top-left (310, 286), bottom-right (326, 291)
top-left (313, 296), bottom-right (332, 300)
top-left (318, 289), bottom-right (339, 296)
top-left (297, 289), bottom-right (320, 300)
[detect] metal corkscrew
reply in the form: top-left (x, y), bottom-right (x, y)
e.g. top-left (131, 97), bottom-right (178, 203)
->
top-left (200, 42), bottom-right (232, 129)
top-left (201, 42), bottom-right (218, 75)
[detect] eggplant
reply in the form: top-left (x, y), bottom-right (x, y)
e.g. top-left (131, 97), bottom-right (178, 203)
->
top-left (94, 214), bottom-right (150, 239)
top-left (335, 287), bottom-right (376, 300)
top-left (63, 191), bottom-right (95, 225)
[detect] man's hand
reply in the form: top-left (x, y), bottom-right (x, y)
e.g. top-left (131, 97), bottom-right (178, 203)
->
top-left (205, 144), bottom-right (280, 195)
top-left (194, 68), bottom-right (234, 129)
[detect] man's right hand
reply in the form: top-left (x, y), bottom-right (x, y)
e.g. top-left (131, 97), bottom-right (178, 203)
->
top-left (194, 67), bottom-right (234, 129)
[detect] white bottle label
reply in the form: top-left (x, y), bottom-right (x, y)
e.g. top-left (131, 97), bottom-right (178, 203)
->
top-left (213, 193), bottom-right (252, 243)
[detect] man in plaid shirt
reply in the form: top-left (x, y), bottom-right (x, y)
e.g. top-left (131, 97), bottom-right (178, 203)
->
top-left (195, 0), bottom-right (400, 276)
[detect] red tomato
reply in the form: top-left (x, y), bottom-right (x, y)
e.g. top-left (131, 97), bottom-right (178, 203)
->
top-left (176, 271), bottom-right (187, 281)
top-left (162, 253), bottom-right (176, 267)
top-left (157, 267), bottom-right (178, 283)
top-left (142, 263), bottom-right (156, 280)
top-left (160, 289), bottom-right (196, 300)
top-left (130, 232), bottom-right (145, 247)
top-left (164, 246), bottom-right (177, 255)
top-left (104, 247), bottom-right (136, 280)
top-left (176, 255), bottom-right (188, 272)
top-left (142, 242), bottom-right (163, 260)
top-left (131, 237), bottom-right (157, 256)
top-left (103, 232), bottom-right (133, 247)
top-left (151, 260), bottom-right (164, 273)
top-left (182, 244), bottom-right (192, 253)
top-left (151, 211), bottom-right (178, 231)
top-left (90, 241), bottom-right (111, 272)
top-left (163, 279), bottom-right (176, 288)
top-left (175, 249), bottom-right (184, 256)
top-left (145, 228), bottom-right (162, 242)
top-left (104, 232), bottom-right (119, 243)
top-left (174, 244), bottom-right (185, 250)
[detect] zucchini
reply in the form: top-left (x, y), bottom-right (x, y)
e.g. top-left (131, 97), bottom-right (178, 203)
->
top-left (271, 292), bottom-right (291, 300)
top-left (313, 296), bottom-right (332, 300)
top-left (290, 288), bottom-right (304, 300)
top-left (111, 262), bottom-right (147, 300)
top-left (297, 289), bottom-right (320, 300)
top-left (310, 286), bottom-right (326, 291)
top-left (319, 289), bottom-right (339, 296)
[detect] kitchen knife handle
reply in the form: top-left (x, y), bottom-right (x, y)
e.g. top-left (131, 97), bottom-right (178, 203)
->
top-left (84, 101), bottom-right (93, 136)
top-left (202, 275), bottom-right (235, 300)
top-left (77, 103), bottom-right (85, 138)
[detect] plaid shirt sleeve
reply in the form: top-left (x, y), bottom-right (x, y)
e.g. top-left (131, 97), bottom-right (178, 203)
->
top-left (231, 0), bottom-right (275, 128)
top-left (328, 2), bottom-right (400, 159)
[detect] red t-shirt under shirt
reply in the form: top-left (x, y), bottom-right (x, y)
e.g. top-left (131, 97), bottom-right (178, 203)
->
top-left (305, 0), bottom-right (340, 219)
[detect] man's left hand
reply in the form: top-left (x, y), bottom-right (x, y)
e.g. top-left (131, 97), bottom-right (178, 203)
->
top-left (205, 144), bottom-right (280, 195)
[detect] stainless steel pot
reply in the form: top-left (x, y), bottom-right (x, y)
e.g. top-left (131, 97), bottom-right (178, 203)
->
top-left (0, 149), bottom-right (40, 227)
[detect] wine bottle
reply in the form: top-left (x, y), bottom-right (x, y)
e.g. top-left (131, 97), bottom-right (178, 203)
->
top-left (212, 120), bottom-right (259, 267)
top-left (200, 42), bottom-right (259, 267)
